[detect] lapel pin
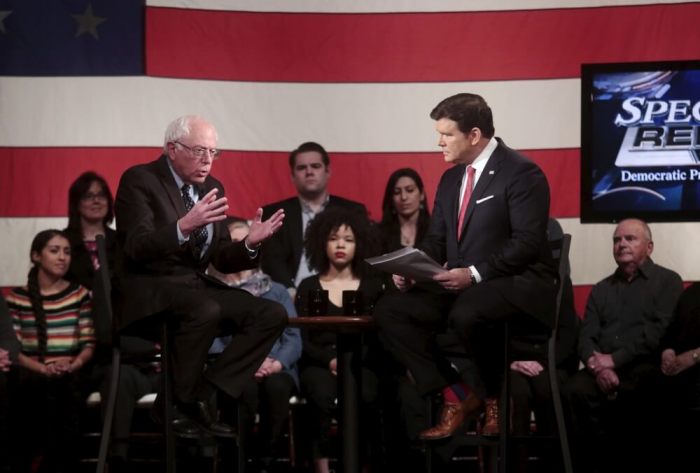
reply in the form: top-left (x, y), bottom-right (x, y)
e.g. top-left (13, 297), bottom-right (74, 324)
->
top-left (489, 170), bottom-right (495, 175)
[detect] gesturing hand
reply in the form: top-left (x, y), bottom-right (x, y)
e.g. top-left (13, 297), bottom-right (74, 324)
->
top-left (246, 208), bottom-right (285, 248)
top-left (179, 188), bottom-right (228, 236)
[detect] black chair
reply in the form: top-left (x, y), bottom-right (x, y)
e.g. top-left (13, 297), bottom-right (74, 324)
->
top-left (427, 234), bottom-right (574, 473)
top-left (95, 234), bottom-right (176, 473)
top-left (94, 235), bottom-right (247, 473)
top-left (494, 233), bottom-right (573, 473)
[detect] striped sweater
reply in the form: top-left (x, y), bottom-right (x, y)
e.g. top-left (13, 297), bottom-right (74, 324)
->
top-left (6, 281), bottom-right (95, 361)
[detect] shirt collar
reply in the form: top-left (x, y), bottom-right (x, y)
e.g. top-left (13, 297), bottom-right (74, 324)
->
top-left (298, 193), bottom-right (330, 214)
top-left (470, 137), bottom-right (498, 172)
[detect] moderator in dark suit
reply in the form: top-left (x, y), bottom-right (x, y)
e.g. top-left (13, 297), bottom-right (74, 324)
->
top-left (374, 93), bottom-right (556, 439)
top-left (114, 117), bottom-right (287, 406)
top-left (261, 195), bottom-right (366, 288)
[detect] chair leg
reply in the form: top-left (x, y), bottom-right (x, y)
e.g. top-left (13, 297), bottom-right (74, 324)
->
top-left (161, 324), bottom-right (176, 473)
top-left (498, 325), bottom-right (510, 473)
top-left (96, 346), bottom-right (122, 473)
top-left (549, 368), bottom-right (573, 473)
top-left (237, 402), bottom-right (246, 473)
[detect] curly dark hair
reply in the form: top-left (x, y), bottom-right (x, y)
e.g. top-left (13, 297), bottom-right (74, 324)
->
top-left (430, 93), bottom-right (495, 138)
top-left (379, 168), bottom-right (431, 251)
top-left (66, 171), bottom-right (114, 235)
top-left (27, 229), bottom-right (70, 362)
top-left (304, 208), bottom-right (378, 278)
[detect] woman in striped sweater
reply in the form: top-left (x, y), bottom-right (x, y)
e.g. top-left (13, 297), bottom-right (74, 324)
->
top-left (6, 229), bottom-right (95, 473)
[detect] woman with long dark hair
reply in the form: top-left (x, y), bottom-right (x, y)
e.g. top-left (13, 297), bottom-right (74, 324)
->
top-left (64, 171), bottom-right (115, 345)
top-left (6, 229), bottom-right (95, 473)
top-left (378, 168), bottom-right (431, 252)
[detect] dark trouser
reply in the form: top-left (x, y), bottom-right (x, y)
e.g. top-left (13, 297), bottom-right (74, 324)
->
top-left (99, 363), bottom-right (161, 459)
top-left (299, 365), bottom-right (379, 460)
top-left (14, 367), bottom-right (85, 473)
top-left (564, 361), bottom-right (659, 473)
top-left (374, 282), bottom-right (544, 397)
top-left (165, 281), bottom-right (287, 402)
top-left (234, 372), bottom-right (298, 460)
top-left (0, 371), bottom-right (11, 473)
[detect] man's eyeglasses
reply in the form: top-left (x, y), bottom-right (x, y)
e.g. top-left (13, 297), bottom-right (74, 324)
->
top-left (174, 141), bottom-right (221, 161)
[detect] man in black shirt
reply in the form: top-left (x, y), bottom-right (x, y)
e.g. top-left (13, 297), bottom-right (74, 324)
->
top-left (565, 218), bottom-right (683, 473)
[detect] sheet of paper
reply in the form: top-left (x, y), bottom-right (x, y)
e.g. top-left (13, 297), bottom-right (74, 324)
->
top-left (365, 246), bottom-right (446, 282)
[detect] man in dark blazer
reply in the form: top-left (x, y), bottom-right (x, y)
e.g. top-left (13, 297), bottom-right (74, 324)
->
top-left (261, 141), bottom-right (366, 295)
top-left (115, 115), bottom-right (287, 437)
top-left (374, 93), bottom-right (557, 440)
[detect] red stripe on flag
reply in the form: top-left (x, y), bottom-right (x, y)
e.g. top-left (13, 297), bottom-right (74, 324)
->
top-left (0, 147), bottom-right (578, 218)
top-left (146, 4), bottom-right (700, 82)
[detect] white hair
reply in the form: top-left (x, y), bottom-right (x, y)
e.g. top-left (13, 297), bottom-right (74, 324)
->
top-left (162, 115), bottom-right (218, 153)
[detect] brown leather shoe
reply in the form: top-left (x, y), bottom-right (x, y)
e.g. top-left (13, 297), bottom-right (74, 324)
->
top-left (419, 394), bottom-right (484, 441)
top-left (481, 398), bottom-right (499, 436)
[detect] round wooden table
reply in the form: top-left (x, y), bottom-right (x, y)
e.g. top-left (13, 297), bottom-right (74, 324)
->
top-left (288, 316), bottom-right (374, 473)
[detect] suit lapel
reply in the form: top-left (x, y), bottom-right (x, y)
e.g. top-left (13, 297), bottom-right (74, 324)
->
top-left (155, 155), bottom-right (188, 217)
top-left (288, 199), bottom-right (304, 262)
top-left (458, 146), bottom-right (504, 240)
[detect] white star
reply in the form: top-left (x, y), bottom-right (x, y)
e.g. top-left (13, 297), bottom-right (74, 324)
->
top-left (0, 11), bottom-right (11, 34)
top-left (72, 4), bottom-right (106, 39)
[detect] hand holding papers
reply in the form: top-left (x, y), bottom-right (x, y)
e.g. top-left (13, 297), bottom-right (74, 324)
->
top-left (365, 247), bottom-right (447, 282)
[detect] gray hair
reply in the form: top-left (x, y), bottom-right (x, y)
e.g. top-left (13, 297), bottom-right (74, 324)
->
top-left (162, 115), bottom-right (218, 153)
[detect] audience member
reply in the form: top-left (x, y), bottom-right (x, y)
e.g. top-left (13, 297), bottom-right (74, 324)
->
top-left (564, 218), bottom-right (683, 473)
top-left (656, 282), bottom-right (700, 471)
top-left (374, 93), bottom-right (557, 442)
top-left (377, 167), bottom-right (431, 253)
top-left (114, 115), bottom-right (287, 440)
top-left (295, 208), bottom-right (384, 473)
top-left (0, 294), bottom-right (19, 473)
top-left (208, 217), bottom-right (302, 473)
top-left (261, 141), bottom-right (366, 296)
top-left (6, 229), bottom-right (96, 473)
top-left (64, 170), bottom-right (116, 345)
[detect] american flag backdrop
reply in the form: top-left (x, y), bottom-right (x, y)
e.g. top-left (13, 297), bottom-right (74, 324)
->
top-left (1, 0), bottom-right (699, 315)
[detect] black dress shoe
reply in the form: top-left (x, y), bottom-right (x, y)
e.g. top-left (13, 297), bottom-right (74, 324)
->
top-left (150, 397), bottom-right (204, 439)
top-left (178, 399), bottom-right (236, 438)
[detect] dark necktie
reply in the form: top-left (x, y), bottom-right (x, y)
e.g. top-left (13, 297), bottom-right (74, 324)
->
top-left (457, 165), bottom-right (475, 240)
top-left (181, 184), bottom-right (208, 257)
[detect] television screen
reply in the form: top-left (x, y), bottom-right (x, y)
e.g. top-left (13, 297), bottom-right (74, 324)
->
top-left (580, 60), bottom-right (700, 223)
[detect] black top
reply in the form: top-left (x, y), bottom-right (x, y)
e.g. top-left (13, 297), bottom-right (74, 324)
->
top-left (0, 294), bottom-right (19, 361)
top-left (64, 227), bottom-right (117, 347)
top-left (295, 275), bottom-right (383, 368)
top-left (578, 258), bottom-right (683, 368)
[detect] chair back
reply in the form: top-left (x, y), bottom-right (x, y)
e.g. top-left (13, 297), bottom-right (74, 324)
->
top-left (95, 235), bottom-right (116, 346)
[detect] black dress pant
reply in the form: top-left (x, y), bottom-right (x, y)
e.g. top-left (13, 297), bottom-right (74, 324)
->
top-left (374, 282), bottom-right (544, 397)
top-left (564, 361), bottom-right (659, 473)
top-left (164, 279), bottom-right (287, 402)
top-left (13, 367), bottom-right (85, 473)
top-left (233, 371), bottom-right (298, 461)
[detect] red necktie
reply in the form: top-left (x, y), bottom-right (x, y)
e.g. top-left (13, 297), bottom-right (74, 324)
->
top-left (457, 165), bottom-right (475, 240)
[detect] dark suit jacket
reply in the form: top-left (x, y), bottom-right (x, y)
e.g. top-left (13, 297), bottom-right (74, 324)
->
top-left (114, 155), bottom-right (257, 331)
top-left (420, 138), bottom-right (557, 327)
top-left (260, 195), bottom-right (366, 288)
